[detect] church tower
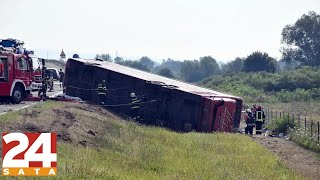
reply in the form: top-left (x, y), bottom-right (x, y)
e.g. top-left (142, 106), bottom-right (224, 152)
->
top-left (60, 49), bottom-right (66, 61)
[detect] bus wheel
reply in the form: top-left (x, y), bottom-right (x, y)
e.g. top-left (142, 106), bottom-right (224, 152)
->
top-left (184, 123), bottom-right (193, 132)
top-left (11, 86), bottom-right (23, 104)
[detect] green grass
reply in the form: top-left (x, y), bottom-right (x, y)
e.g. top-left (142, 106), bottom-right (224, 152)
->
top-left (0, 102), bottom-right (302, 179)
top-left (289, 128), bottom-right (320, 153)
top-left (56, 133), bottom-right (301, 179)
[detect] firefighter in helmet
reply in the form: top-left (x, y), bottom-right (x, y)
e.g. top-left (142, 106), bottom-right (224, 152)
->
top-left (254, 105), bottom-right (265, 135)
top-left (244, 109), bottom-right (255, 135)
top-left (97, 80), bottom-right (107, 104)
top-left (130, 92), bottom-right (141, 122)
top-left (251, 104), bottom-right (257, 114)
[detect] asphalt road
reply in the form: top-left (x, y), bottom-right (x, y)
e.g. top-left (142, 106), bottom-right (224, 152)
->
top-left (0, 81), bottom-right (63, 115)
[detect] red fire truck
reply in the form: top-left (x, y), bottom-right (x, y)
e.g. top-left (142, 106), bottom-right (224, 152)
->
top-left (0, 48), bottom-right (35, 103)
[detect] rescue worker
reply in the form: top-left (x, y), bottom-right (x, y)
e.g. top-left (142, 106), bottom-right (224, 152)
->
top-left (130, 92), bottom-right (141, 122)
top-left (97, 80), bottom-right (107, 104)
top-left (244, 109), bottom-right (255, 135)
top-left (251, 104), bottom-right (257, 114)
top-left (59, 69), bottom-right (64, 88)
top-left (254, 105), bottom-right (265, 135)
top-left (48, 75), bottom-right (54, 92)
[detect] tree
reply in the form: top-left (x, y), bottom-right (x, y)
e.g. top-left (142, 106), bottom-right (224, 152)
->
top-left (180, 56), bottom-right (220, 82)
top-left (154, 58), bottom-right (183, 76)
top-left (243, 52), bottom-right (277, 73)
top-left (139, 56), bottom-right (155, 69)
top-left (118, 60), bottom-right (150, 72)
top-left (157, 68), bottom-right (175, 78)
top-left (114, 56), bottom-right (124, 64)
top-left (181, 60), bottom-right (202, 82)
top-left (199, 56), bottom-right (220, 77)
top-left (221, 57), bottom-right (244, 74)
top-left (95, 54), bottom-right (112, 62)
top-left (281, 11), bottom-right (320, 66)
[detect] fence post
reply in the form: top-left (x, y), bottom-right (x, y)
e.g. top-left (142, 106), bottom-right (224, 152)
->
top-left (292, 113), bottom-right (294, 126)
top-left (298, 113), bottom-right (300, 128)
top-left (271, 109), bottom-right (273, 119)
top-left (311, 120), bottom-right (313, 137)
top-left (268, 109), bottom-right (270, 124)
top-left (318, 122), bottom-right (320, 142)
top-left (288, 112), bottom-right (290, 124)
top-left (305, 118), bottom-right (307, 131)
top-left (280, 112), bottom-right (282, 118)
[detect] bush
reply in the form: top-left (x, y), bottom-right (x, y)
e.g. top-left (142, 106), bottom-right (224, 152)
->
top-left (289, 128), bottom-right (320, 153)
top-left (266, 115), bottom-right (295, 134)
top-left (200, 66), bottom-right (320, 103)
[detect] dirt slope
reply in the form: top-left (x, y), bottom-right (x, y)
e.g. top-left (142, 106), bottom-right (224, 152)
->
top-left (0, 103), bottom-right (121, 148)
top-left (253, 135), bottom-right (320, 180)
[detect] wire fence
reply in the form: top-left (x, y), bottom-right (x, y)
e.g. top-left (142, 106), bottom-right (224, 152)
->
top-left (265, 108), bottom-right (320, 143)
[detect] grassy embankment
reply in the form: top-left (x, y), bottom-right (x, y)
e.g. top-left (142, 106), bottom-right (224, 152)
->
top-left (0, 101), bottom-right (302, 179)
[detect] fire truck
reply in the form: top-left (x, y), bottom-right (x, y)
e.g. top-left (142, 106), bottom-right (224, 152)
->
top-left (0, 45), bottom-right (36, 103)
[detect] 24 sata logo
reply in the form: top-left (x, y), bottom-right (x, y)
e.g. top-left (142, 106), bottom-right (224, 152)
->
top-left (2, 133), bottom-right (57, 176)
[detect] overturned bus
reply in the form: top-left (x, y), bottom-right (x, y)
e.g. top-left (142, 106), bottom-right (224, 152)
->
top-left (64, 58), bottom-right (243, 132)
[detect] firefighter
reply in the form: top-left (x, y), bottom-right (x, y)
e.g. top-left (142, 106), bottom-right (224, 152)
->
top-left (254, 105), bottom-right (265, 135)
top-left (97, 80), bottom-right (107, 104)
top-left (130, 92), bottom-right (141, 122)
top-left (244, 109), bottom-right (255, 135)
top-left (251, 104), bottom-right (257, 114)
top-left (48, 75), bottom-right (54, 92)
top-left (59, 69), bottom-right (64, 88)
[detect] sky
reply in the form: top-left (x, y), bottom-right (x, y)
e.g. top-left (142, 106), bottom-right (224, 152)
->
top-left (1, 0), bottom-right (320, 62)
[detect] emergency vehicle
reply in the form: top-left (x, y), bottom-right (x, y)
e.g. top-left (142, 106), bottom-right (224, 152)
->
top-left (0, 47), bottom-right (35, 103)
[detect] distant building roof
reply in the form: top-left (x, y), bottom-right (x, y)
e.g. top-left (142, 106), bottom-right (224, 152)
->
top-left (60, 49), bottom-right (66, 58)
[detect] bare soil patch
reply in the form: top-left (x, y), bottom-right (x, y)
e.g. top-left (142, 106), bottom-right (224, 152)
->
top-left (0, 103), bottom-right (123, 148)
top-left (253, 135), bottom-right (320, 180)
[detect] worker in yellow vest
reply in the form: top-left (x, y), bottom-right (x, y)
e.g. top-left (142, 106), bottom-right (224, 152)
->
top-left (97, 80), bottom-right (107, 104)
top-left (254, 105), bottom-right (265, 135)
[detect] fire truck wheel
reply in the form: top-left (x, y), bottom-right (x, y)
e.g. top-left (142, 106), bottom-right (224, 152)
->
top-left (11, 86), bottom-right (23, 104)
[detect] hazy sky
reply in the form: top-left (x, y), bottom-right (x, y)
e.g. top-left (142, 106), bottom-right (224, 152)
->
top-left (1, 0), bottom-right (320, 62)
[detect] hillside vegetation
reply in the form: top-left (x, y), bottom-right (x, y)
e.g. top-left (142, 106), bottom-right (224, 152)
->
top-left (200, 66), bottom-right (320, 103)
top-left (0, 102), bottom-right (302, 179)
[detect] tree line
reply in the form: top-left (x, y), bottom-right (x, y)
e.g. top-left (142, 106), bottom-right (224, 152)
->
top-left (95, 11), bottom-right (320, 84)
